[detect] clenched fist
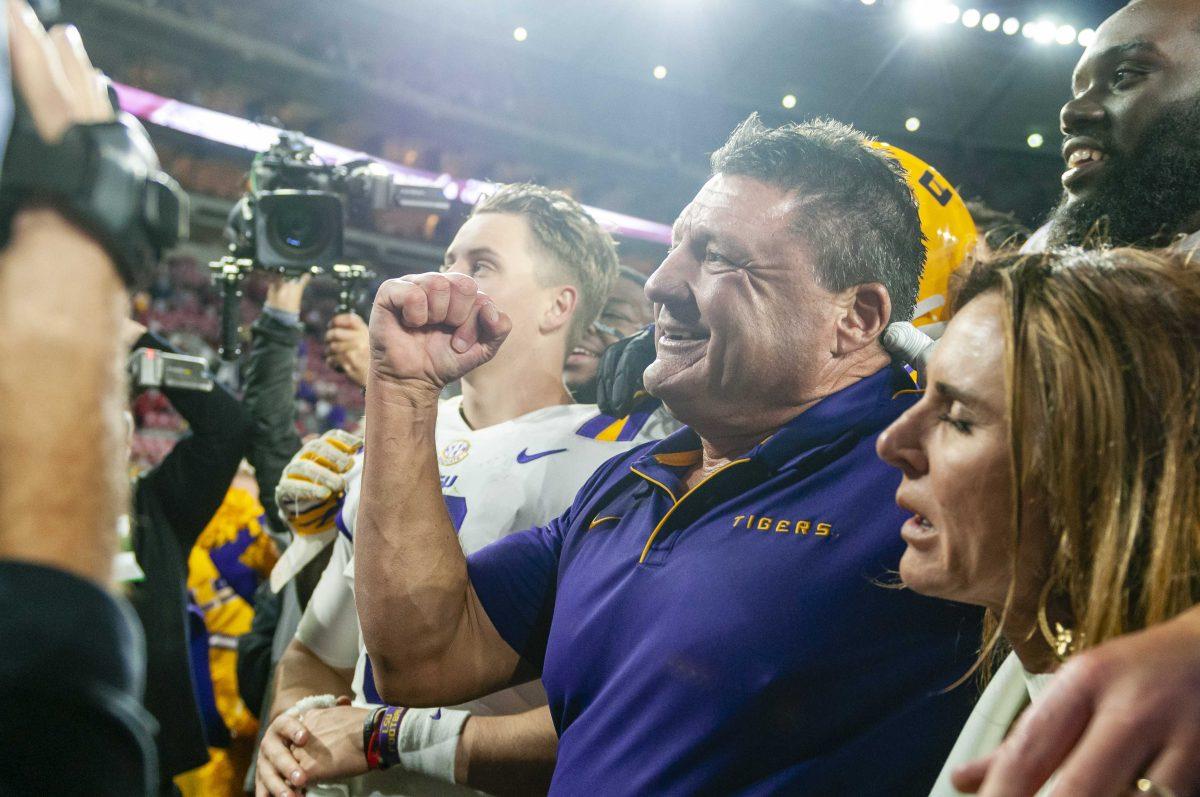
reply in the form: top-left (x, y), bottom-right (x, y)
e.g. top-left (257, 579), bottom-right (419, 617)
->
top-left (368, 272), bottom-right (511, 400)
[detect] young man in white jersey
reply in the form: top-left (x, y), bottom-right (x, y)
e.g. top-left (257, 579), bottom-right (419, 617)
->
top-left (255, 184), bottom-right (661, 797)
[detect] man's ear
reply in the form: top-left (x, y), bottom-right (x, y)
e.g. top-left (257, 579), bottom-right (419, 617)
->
top-left (540, 284), bottom-right (579, 336)
top-left (834, 283), bottom-right (891, 355)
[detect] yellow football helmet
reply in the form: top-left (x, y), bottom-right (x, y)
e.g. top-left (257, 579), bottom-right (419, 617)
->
top-left (873, 142), bottom-right (977, 338)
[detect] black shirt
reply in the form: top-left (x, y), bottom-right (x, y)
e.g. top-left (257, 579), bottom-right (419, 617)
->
top-left (0, 561), bottom-right (157, 795)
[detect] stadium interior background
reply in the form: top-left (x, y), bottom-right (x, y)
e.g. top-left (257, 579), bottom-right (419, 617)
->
top-left (73, 0), bottom-right (1121, 465)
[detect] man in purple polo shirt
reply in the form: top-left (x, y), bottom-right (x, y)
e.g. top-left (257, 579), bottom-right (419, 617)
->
top-left (350, 115), bottom-right (981, 794)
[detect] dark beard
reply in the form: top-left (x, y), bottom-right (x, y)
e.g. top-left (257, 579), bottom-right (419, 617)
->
top-left (568, 377), bottom-right (598, 404)
top-left (1047, 94), bottom-right (1200, 248)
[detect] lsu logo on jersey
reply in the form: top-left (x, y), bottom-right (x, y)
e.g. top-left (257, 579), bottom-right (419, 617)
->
top-left (439, 439), bottom-right (471, 466)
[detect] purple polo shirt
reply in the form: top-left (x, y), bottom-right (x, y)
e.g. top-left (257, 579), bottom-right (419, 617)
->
top-left (468, 366), bottom-right (981, 795)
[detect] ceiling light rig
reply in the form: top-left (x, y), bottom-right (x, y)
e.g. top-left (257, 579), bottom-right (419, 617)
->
top-left (878, 1), bottom-right (1094, 47)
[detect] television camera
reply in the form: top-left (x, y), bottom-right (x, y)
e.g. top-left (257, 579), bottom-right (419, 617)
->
top-left (212, 130), bottom-right (451, 358)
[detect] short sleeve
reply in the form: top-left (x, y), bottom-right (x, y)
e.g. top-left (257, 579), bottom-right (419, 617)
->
top-left (295, 536), bottom-right (361, 669)
top-left (467, 517), bottom-right (567, 673)
top-left (466, 449), bottom-right (635, 672)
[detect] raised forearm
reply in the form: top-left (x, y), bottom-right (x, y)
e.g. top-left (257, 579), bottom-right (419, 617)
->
top-left (0, 210), bottom-right (127, 585)
top-left (458, 706), bottom-right (557, 796)
top-left (355, 381), bottom-right (473, 703)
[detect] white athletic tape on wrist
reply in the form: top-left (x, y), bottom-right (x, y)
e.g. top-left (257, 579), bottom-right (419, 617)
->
top-left (286, 694), bottom-right (339, 717)
top-left (882, 321), bottom-right (937, 374)
top-left (396, 707), bottom-right (471, 784)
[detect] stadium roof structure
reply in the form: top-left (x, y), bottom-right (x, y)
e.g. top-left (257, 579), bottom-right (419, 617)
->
top-left (72, 0), bottom-right (1127, 226)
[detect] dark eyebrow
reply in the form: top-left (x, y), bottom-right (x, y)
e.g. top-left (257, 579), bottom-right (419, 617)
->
top-left (933, 380), bottom-right (987, 409)
top-left (1075, 40), bottom-right (1164, 87)
top-left (1092, 40), bottom-right (1164, 64)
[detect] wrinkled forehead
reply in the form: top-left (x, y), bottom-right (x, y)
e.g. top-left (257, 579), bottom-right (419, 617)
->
top-left (672, 174), bottom-right (800, 248)
top-left (1079, 0), bottom-right (1200, 80)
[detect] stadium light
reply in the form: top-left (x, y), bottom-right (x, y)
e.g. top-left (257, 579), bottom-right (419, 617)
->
top-left (1078, 27), bottom-right (1096, 47)
top-left (512, 26), bottom-right (528, 42)
top-left (905, 0), bottom-right (947, 30)
top-left (653, 65), bottom-right (668, 80)
top-left (905, 116), bottom-right (921, 132)
top-left (1003, 16), bottom-right (1020, 35)
top-left (1033, 20), bottom-right (1057, 45)
top-left (981, 12), bottom-right (1000, 31)
top-left (860, 0), bottom-right (877, 5)
top-left (1027, 132), bottom-right (1044, 149)
top-left (961, 9), bottom-right (981, 28)
top-left (1056, 24), bottom-right (1076, 45)
top-left (781, 94), bottom-right (797, 109)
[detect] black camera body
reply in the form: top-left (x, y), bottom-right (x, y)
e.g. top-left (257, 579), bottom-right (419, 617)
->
top-left (214, 129), bottom-right (449, 359)
top-left (253, 190), bottom-right (344, 270)
top-left (226, 131), bottom-right (406, 274)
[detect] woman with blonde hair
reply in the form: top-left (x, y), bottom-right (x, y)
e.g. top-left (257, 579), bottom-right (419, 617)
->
top-left (876, 247), bottom-right (1200, 797)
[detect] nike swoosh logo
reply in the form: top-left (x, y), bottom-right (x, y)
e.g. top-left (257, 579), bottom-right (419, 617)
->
top-left (517, 447), bottom-right (568, 464)
top-left (431, 708), bottom-right (442, 720)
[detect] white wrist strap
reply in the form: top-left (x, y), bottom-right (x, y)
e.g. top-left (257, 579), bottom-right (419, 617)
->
top-left (286, 694), bottom-right (338, 717)
top-left (396, 707), bottom-right (471, 783)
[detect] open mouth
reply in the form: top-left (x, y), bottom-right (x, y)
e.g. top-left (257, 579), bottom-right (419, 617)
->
top-left (900, 513), bottom-right (937, 548)
top-left (568, 346), bottom-right (600, 360)
top-left (657, 326), bottom-right (711, 344)
top-left (1062, 139), bottom-right (1110, 189)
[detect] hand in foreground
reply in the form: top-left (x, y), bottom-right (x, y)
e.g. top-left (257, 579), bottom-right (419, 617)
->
top-left (9, 0), bottom-right (114, 146)
top-left (368, 272), bottom-right (511, 399)
top-left (596, 324), bottom-right (655, 418)
top-left (255, 700), bottom-right (370, 797)
top-left (954, 608), bottom-right (1200, 797)
top-left (325, 312), bottom-right (370, 388)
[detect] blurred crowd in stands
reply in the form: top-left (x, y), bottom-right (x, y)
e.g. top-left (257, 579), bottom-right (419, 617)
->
top-left (130, 256), bottom-right (364, 471)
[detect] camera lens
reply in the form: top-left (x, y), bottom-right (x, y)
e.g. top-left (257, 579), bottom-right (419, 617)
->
top-left (266, 202), bottom-right (334, 259)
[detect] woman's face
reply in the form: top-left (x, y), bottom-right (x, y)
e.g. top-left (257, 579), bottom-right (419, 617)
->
top-left (877, 295), bottom-right (1047, 613)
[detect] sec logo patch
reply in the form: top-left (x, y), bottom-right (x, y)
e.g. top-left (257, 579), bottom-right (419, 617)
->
top-left (439, 439), bottom-right (471, 466)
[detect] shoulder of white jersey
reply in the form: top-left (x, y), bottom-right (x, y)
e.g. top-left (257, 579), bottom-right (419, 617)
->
top-left (573, 395), bottom-right (667, 443)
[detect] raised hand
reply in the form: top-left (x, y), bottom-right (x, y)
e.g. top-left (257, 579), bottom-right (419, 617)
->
top-left (368, 272), bottom-right (511, 401)
top-left (325, 312), bottom-right (370, 388)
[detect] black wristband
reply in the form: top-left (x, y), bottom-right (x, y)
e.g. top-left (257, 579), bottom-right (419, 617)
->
top-left (363, 705), bottom-right (385, 767)
top-left (0, 113), bottom-right (187, 288)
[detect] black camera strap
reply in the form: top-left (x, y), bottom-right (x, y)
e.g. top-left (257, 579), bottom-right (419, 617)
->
top-left (0, 112), bottom-right (188, 288)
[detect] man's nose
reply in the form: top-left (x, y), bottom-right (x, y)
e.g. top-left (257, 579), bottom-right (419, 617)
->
top-left (645, 246), bottom-right (693, 308)
top-left (1061, 93), bottom-right (1106, 136)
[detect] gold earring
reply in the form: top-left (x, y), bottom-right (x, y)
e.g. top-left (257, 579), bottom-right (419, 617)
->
top-left (1037, 579), bottom-right (1079, 661)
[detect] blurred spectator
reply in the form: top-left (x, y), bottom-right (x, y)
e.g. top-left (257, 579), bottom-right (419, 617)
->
top-left (964, 200), bottom-right (1032, 256)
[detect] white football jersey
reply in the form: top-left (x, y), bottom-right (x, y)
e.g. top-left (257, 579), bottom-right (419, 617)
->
top-left (296, 396), bottom-right (664, 795)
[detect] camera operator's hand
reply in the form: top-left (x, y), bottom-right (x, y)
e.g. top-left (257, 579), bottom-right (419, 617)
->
top-left (368, 273), bottom-right (511, 403)
top-left (264, 273), bottom-right (311, 317)
top-left (0, 5), bottom-right (128, 585)
top-left (325, 312), bottom-right (370, 388)
top-left (596, 324), bottom-right (655, 418)
top-left (9, 0), bottom-right (113, 145)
